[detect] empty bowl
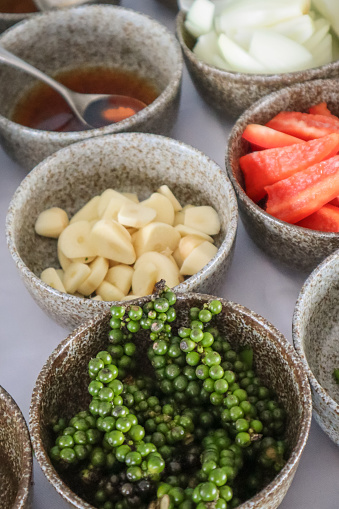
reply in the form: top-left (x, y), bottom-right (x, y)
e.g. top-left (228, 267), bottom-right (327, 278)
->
top-left (6, 132), bottom-right (238, 329)
top-left (30, 292), bottom-right (312, 509)
top-left (226, 78), bottom-right (339, 272)
top-left (0, 385), bottom-right (33, 509)
top-left (0, 4), bottom-right (183, 169)
top-left (176, 10), bottom-right (339, 119)
top-left (293, 249), bottom-right (339, 445)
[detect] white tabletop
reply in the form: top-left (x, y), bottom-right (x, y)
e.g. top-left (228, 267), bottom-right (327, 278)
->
top-left (1, 1), bottom-right (339, 508)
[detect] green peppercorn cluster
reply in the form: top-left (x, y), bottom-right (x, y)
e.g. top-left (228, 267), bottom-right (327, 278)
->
top-left (49, 289), bottom-right (287, 509)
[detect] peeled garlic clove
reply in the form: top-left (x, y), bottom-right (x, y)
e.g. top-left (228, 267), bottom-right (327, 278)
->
top-left (105, 265), bottom-right (134, 295)
top-left (77, 257), bottom-right (109, 296)
top-left (157, 185), bottom-right (182, 212)
top-left (133, 222), bottom-right (181, 258)
top-left (132, 261), bottom-right (158, 296)
top-left (40, 267), bottom-right (66, 292)
top-left (58, 220), bottom-right (96, 259)
top-left (180, 241), bottom-right (218, 276)
top-left (90, 219), bottom-right (135, 264)
top-left (179, 234), bottom-right (205, 260)
top-left (63, 262), bottom-right (91, 294)
top-left (174, 224), bottom-right (214, 242)
top-left (96, 281), bottom-right (125, 301)
top-left (70, 196), bottom-right (100, 223)
top-left (35, 207), bottom-right (69, 238)
top-left (184, 206), bottom-right (220, 235)
top-left (141, 193), bottom-right (175, 225)
top-left (118, 202), bottom-right (156, 228)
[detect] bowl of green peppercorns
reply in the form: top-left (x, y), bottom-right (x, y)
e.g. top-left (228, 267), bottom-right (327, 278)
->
top-left (30, 290), bottom-right (312, 509)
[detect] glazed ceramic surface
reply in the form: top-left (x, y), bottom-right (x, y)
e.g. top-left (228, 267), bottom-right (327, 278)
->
top-left (6, 132), bottom-right (238, 330)
top-left (176, 11), bottom-right (339, 119)
top-left (293, 249), bottom-right (339, 445)
top-left (226, 78), bottom-right (339, 273)
top-left (0, 0), bottom-right (119, 34)
top-left (0, 386), bottom-right (33, 509)
top-left (0, 5), bottom-right (182, 169)
top-left (29, 293), bottom-right (312, 509)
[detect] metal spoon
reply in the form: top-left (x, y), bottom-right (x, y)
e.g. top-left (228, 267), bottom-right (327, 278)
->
top-left (0, 46), bottom-right (147, 129)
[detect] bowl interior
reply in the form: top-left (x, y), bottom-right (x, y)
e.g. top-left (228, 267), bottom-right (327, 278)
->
top-left (0, 387), bottom-right (32, 509)
top-left (296, 254), bottom-right (339, 405)
top-left (30, 294), bottom-right (310, 508)
top-left (0, 5), bottom-right (179, 121)
top-left (8, 133), bottom-right (233, 279)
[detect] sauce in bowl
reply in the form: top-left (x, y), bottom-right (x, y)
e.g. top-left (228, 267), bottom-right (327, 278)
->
top-left (0, 0), bottom-right (37, 13)
top-left (11, 66), bottom-right (160, 131)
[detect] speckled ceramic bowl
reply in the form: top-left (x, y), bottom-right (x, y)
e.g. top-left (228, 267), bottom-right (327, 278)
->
top-left (0, 5), bottom-right (183, 170)
top-left (176, 11), bottom-right (339, 119)
top-left (29, 292), bottom-right (312, 509)
top-left (226, 78), bottom-right (339, 272)
top-left (293, 249), bottom-right (339, 445)
top-left (0, 385), bottom-right (33, 509)
top-left (0, 0), bottom-right (119, 34)
top-left (6, 132), bottom-right (238, 330)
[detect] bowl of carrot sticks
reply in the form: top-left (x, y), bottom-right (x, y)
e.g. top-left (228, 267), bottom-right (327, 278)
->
top-left (226, 78), bottom-right (339, 273)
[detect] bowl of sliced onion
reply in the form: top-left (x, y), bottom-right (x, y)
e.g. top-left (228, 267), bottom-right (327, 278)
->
top-left (176, 0), bottom-right (339, 118)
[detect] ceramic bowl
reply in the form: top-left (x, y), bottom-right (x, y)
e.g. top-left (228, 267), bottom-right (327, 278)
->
top-left (176, 11), bottom-right (339, 119)
top-left (226, 78), bottom-right (339, 272)
top-left (293, 249), bottom-right (339, 445)
top-left (0, 0), bottom-right (119, 34)
top-left (29, 292), bottom-right (312, 509)
top-left (0, 5), bottom-right (183, 170)
top-left (0, 385), bottom-right (33, 509)
top-left (6, 132), bottom-right (238, 330)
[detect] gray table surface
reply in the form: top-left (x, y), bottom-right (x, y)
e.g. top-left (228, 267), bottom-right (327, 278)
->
top-left (1, 0), bottom-right (339, 507)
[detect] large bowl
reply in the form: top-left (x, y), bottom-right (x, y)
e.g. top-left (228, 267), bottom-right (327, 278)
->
top-left (6, 132), bottom-right (238, 330)
top-left (293, 249), bottom-right (339, 445)
top-left (226, 78), bottom-right (339, 272)
top-left (0, 5), bottom-right (183, 169)
top-left (0, 0), bottom-right (119, 34)
top-left (29, 292), bottom-right (312, 509)
top-left (176, 10), bottom-right (339, 119)
top-left (0, 385), bottom-right (33, 509)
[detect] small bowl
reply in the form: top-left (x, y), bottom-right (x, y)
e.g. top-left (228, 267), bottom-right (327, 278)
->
top-left (6, 132), bottom-right (238, 330)
top-left (176, 11), bottom-right (339, 119)
top-left (293, 249), bottom-right (339, 445)
top-left (29, 292), bottom-right (312, 509)
top-left (226, 78), bottom-right (339, 272)
top-left (0, 5), bottom-right (183, 169)
top-left (0, 385), bottom-right (33, 509)
top-left (0, 0), bottom-right (119, 35)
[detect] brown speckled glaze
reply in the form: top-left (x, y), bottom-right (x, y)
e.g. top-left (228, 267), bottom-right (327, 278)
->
top-left (29, 293), bottom-right (312, 509)
top-left (176, 11), bottom-right (339, 119)
top-left (293, 249), bottom-right (339, 445)
top-left (6, 132), bottom-right (238, 330)
top-left (0, 386), bottom-right (33, 509)
top-left (0, 5), bottom-right (183, 169)
top-left (0, 0), bottom-right (119, 34)
top-left (226, 78), bottom-right (339, 272)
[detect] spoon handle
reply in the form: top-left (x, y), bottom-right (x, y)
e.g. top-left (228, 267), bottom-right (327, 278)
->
top-left (0, 46), bottom-right (88, 126)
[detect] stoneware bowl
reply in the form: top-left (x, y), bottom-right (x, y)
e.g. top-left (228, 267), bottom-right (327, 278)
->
top-left (29, 292), bottom-right (312, 509)
top-left (6, 132), bottom-right (238, 330)
top-left (0, 5), bottom-right (183, 170)
top-left (226, 78), bottom-right (339, 272)
top-left (293, 249), bottom-right (339, 445)
top-left (176, 11), bottom-right (339, 119)
top-left (0, 0), bottom-right (119, 35)
top-left (0, 385), bottom-right (33, 509)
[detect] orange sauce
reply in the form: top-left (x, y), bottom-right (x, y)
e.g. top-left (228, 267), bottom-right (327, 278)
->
top-left (11, 66), bottom-right (160, 131)
top-left (0, 0), bottom-right (37, 13)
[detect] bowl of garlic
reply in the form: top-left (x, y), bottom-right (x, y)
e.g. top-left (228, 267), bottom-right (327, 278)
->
top-left (176, 0), bottom-right (339, 118)
top-left (6, 132), bottom-right (238, 329)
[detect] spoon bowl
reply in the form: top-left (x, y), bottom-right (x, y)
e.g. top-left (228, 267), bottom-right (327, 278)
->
top-left (0, 45), bottom-right (147, 129)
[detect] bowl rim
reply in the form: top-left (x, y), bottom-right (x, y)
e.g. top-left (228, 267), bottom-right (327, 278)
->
top-left (29, 292), bottom-right (312, 509)
top-left (176, 10), bottom-right (339, 82)
top-left (5, 131), bottom-right (238, 308)
top-left (0, 385), bottom-right (33, 509)
top-left (225, 77), bottom-right (339, 240)
top-left (0, 4), bottom-right (183, 140)
top-left (292, 248), bottom-right (339, 413)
